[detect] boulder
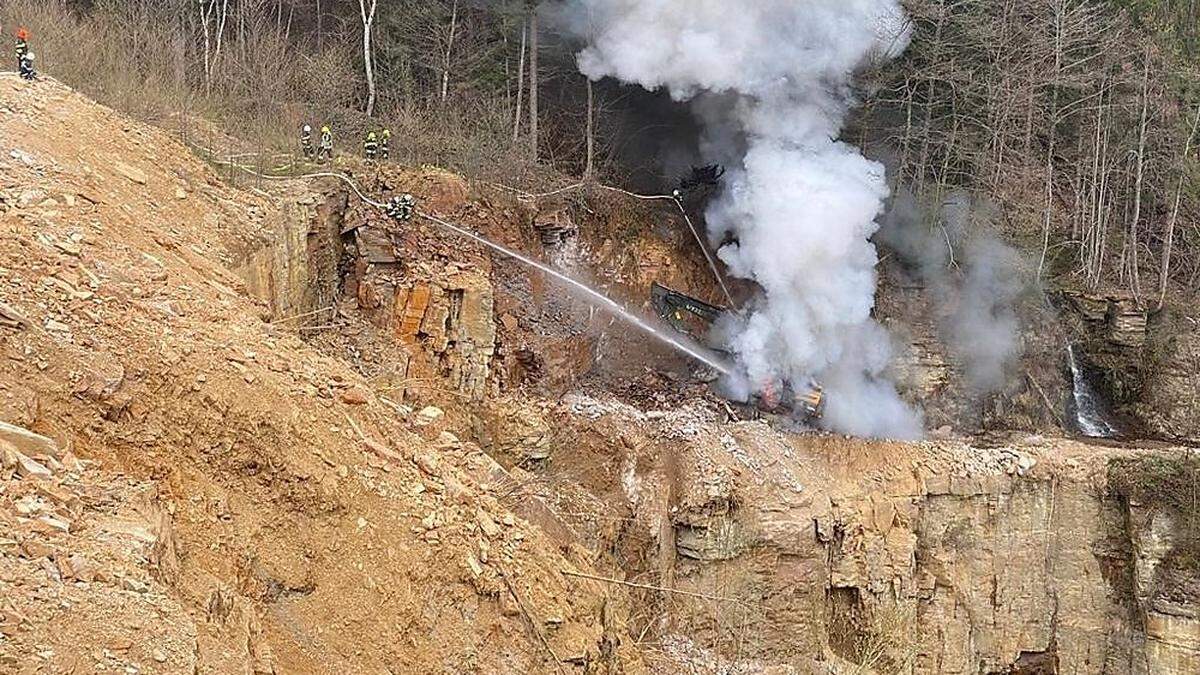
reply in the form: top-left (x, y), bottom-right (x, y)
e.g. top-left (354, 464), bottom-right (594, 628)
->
top-left (0, 421), bottom-right (60, 459)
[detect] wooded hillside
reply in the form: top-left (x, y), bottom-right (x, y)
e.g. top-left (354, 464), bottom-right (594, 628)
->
top-left (4, 0), bottom-right (1198, 302)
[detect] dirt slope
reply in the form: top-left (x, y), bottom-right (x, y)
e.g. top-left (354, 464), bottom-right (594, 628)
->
top-left (0, 74), bottom-right (639, 673)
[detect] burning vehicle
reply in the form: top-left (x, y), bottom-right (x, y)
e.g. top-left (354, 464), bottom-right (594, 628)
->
top-left (650, 282), bottom-right (825, 420)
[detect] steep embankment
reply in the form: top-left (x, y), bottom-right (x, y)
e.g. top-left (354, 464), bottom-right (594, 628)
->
top-left (262, 118), bottom-right (1200, 673)
top-left (3, 74), bottom-right (1199, 675)
top-left (0, 75), bottom-right (641, 673)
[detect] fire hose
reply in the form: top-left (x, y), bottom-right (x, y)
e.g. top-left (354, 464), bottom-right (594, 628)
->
top-left (205, 156), bottom-right (733, 375)
top-left (483, 179), bottom-right (738, 311)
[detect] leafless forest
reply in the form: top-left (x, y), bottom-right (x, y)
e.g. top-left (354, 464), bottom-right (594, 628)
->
top-left (3, 0), bottom-right (1199, 302)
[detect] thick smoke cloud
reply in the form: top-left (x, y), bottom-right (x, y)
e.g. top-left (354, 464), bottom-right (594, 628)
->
top-left (878, 191), bottom-right (1027, 393)
top-left (557, 0), bottom-right (922, 438)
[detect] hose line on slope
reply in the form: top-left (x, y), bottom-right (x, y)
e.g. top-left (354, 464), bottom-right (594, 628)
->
top-left (670, 199), bottom-right (737, 310)
top-left (211, 157), bottom-right (732, 374)
top-left (207, 155), bottom-right (385, 208)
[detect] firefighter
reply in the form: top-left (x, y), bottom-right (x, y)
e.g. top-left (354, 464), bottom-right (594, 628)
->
top-left (15, 27), bottom-right (29, 69)
top-left (363, 131), bottom-right (379, 160)
top-left (300, 124), bottom-right (314, 160)
top-left (18, 51), bottom-right (36, 81)
top-left (380, 129), bottom-right (391, 160)
top-left (317, 125), bottom-right (333, 162)
top-left (386, 194), bottom-right (415, 221)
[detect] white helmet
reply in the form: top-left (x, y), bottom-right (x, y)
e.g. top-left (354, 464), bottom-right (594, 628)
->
top-left (24, 52), bottom-right (35, 62)
top-left (303, 124), bottom-right (312, 132)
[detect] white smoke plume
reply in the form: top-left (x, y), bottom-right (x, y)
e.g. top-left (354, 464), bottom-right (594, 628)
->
top-left (557, 0), bottom-right (922, 438)
top-left (878, 190), bottom-right (1027, 393)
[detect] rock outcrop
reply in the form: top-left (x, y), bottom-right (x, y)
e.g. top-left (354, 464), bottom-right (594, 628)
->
top-left (1063, 291), bottom-right (1200, 438)
top-left (392, 272), bottom-right (497, 401)
top-left (237, 190), bottom-right (347, 324)
top-left (513, 395), bottom-right (1200, 674)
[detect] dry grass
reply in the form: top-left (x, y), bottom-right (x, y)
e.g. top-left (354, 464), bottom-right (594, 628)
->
top-left (0, 1), bottom-right (535, 180)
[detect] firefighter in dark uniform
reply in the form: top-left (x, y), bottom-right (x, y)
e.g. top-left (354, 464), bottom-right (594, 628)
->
top-left (18, 52), bottom-right (36, 81)
top-left (300, 124), bottom-right (314, 160)
top-left (380, 129), bottom-right (391, 160)
top-left (15, 27), bottom-right (29, 70)
top-left (386, 194), bottom-right (415, 221)
top-left (364, 131), bottom-right (379, 160)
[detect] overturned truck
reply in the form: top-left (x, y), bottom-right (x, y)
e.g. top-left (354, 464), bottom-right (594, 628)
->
top-left (650, 282), bottom-right (825, 421)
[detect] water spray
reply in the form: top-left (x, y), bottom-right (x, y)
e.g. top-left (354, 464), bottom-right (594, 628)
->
top-left (207, 154), bottom-right (731, 375)
top-left (415, 210), bottom-right (732, 375)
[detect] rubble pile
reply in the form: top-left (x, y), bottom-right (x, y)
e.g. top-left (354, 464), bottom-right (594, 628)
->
top-left (0, 422), bottom-right (196, 673)
top-left (0, 76), bottom-right (639, 672)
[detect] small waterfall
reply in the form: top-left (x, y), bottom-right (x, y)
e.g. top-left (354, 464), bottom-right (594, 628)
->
top-left (1067, 344), bottom-right (1117, 438)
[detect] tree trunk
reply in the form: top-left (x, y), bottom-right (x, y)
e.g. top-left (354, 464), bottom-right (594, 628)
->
top-left (898, 77), bottom-right (914, 183)
top-left (915, 6), bottom-right (945, 195)
top-left (1037, 2), bottom-right (1063, 281)
top-left (1158, 102), bottom-right (1200, 308)
top-left (529, 7), bottom-right (539, 163)
top-left (441, 0), bottom-right (460, 103)
top-left (359, 0), bottom-right (379, 117)
top-left (200, 1), bottom-right (213, 93)
top-left (585, 77), bottom-right (595, 180)
top-left (1084, 89), bottom-right (1103, 283)
top-left (1128, 50), bottom-right (1151, 303)
top-left (237, 0), bottom-right (244, 58)
top-left (215, 0), bottom-right (229, 63)
top-left (513, 23), bottom-right (526, 143)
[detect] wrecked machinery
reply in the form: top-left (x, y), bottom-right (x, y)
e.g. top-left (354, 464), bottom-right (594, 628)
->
top-left (650, 282), bottom-right (825, 420)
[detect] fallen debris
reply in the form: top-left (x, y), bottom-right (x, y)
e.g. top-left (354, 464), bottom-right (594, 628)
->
top-left (0, 301), bottom-right (29, 330)
top-left (0, 421), bottom-right (60, 459)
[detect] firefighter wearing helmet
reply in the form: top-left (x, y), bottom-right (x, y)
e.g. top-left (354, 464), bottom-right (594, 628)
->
top-left (363, 130), bottom-right (379, 160)
top-left (300, 124), bottom-right (314, 160)
top-left (19, 50), bottom-right (36, 81)
top-left (317, 125), bottom-right (333, 162)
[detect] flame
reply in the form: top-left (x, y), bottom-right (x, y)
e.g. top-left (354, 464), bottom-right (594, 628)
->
top-left (759, 380), bottom-right (780, 410)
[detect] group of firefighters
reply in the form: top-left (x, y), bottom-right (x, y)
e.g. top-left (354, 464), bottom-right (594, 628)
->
top-left (13, 27), bottom-right (36, 80)
top-left (10, 27), bottom-right (393, 166)
top-left (298, 122), bottom-right (413, 221)
top-left (300, 123), bottom-right (391, 163)
top-left (10, 26), bottom-right (413, 219)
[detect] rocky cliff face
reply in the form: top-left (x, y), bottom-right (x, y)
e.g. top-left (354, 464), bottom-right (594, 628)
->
top-left (1063, 291), bottom-right (1200, 439)
top-left (513, 398), bottom-right (1200, 673)
top-left (237, 189), bottom-right (346, 325)
top-left (229, 159), bottom-right (1200, 673)
top-left (1139, 321), bottom-right (1200, 439)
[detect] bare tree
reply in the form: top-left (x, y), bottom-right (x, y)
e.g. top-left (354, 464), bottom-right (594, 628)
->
top-left (513, 21), bottom-right (526, 142)
top-left (1037, 0), bottom-right (1065, 280)
top-left (199, 0), bottom-right (230, 94)
top-left (1159, 101), bottom-right (1200, 308)
top-left (441, 0), bottom-right (460, 103)
top-left (584, 76), bottom-right (595, 180)
top-left (528, 2), bottom-right (539, 162)
top-left (358, 0), bottom-right (379, 116)
top-left (1128, 49), bottom-right (1151, 303)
